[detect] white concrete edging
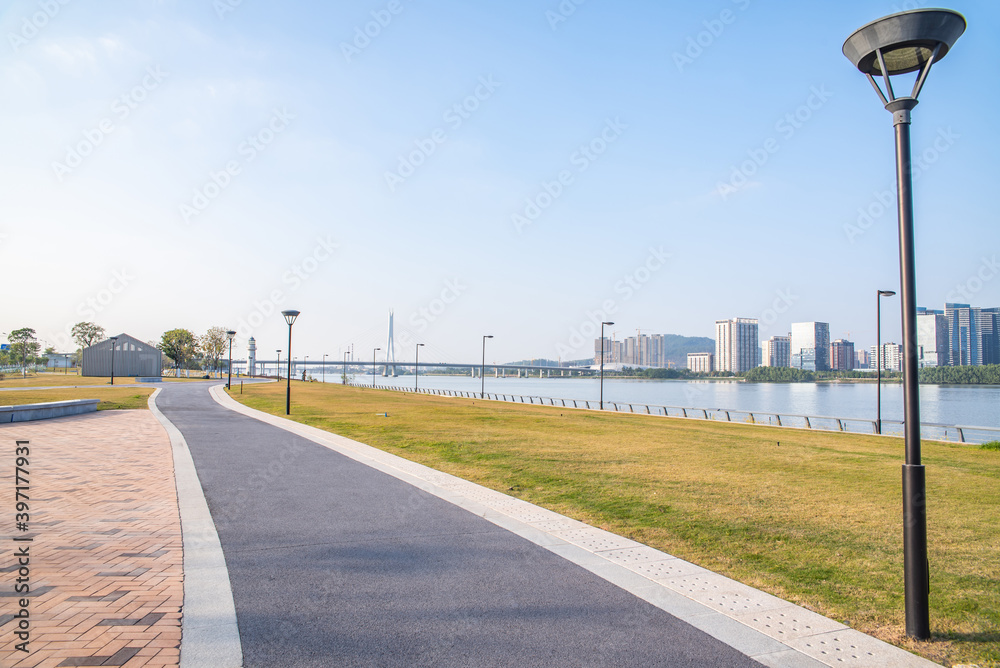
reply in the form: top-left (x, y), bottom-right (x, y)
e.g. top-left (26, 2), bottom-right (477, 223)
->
top-left (149, 388), bottom-right (243, 668)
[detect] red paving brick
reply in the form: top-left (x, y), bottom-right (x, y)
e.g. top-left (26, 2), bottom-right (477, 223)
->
top-left (0, 411), bottom-right (182, 667)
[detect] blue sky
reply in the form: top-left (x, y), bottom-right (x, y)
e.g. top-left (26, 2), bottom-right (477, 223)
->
top-left (1, 0), bottom-right (998, 364)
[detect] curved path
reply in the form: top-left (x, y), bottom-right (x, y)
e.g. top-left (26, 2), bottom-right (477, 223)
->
top-left (155, 383), bottom-right (935, 668)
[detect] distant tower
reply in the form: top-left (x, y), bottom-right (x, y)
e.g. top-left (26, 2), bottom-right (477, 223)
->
top-left (385, 311), bottom-right (397, 377)
top-left (247, 337), bottom-right (257, 377)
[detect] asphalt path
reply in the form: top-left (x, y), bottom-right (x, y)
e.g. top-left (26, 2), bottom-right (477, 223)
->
top-left (156, 383), bottom-right (763, 668)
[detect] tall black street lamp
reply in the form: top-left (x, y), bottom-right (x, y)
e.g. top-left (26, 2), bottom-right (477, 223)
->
top-left (109, 336), bottom-right (118, 386)
top-left (481, 335), bottom-right (493, 398)
top-left (600, 321), bottom-right (614, 410)
top-left (415, 343), bottom-right (425, 391)
top-left (876, 290), bottom-right (896, 434)
top-left (226, 330), bottom-right (236, 390)
top-left (372, 348), bottom-right (381, 387)
top-left (843, 8), bottom-right (965, 640)
top-left (281, 310), bottom-right (300, 415)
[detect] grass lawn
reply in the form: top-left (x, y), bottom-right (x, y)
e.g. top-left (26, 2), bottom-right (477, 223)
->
top-left (232, 381), bottom-right (999, 667)
top-left (0, 387), bottom-right (153, 410)
top-left (0, 373), bottom-right (120, 387)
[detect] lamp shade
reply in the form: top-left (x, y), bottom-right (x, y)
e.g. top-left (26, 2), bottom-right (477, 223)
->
top-left (281, 310), bottom-right (300, 326)
top-left (843, 9), bottom-right (965, 76)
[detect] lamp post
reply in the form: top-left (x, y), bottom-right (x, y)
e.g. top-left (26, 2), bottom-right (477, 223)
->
top-left (303, 355), bottom-right (308, 381)
top-left (344, 351), bottom-right (349, 385)
top-left (415, 343), bottom-right (425, 391)
top-left (109, 336), bottom-right (118, 386)
top-left (372, 348), bottom-right (380, 387)
top-left (281, 310), bottom-right (300, 415)
top-left (876, 290), bottom-right (896, 434)
top-left (322, 353), bottom-right (327, 384)
top-left (226, 330), bottom-right (236, 390)
top-left (481, 335), bottom-right (493, 398)
top-left (843, 8), bottom-right (965, 640)
top-left (600, 321), bottom-right (614, 410)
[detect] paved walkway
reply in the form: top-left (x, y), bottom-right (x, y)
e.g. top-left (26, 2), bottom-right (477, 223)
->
top-left (0, 411), bottom-right (182, 668)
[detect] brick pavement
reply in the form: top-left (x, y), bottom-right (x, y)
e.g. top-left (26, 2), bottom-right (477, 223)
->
top-left (0, 410), bottom-right (182, 668)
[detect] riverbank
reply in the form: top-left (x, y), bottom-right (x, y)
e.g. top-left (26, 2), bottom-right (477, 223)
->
top-left (233, 381), bottom-right (999, 667)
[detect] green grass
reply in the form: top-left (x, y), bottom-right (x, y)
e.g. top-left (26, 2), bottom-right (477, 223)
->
top-left (0, 387), bottom-right (153, 410)
top-left (232, 381), bottom-right (1000, 667)
top-left (0, 373), bottom-right (122, 387)
top-left (982, 441), bottom-right (1000, 452)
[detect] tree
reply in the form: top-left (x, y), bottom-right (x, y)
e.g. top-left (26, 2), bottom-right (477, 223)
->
top-left (160, 329), bottom-right (197, 370)
top-left (71, 322), bottom-right (106, 349)
top-left (8, 328), bottom-right (39, 374)
top-left (199, 327), bottom-right (229, 373)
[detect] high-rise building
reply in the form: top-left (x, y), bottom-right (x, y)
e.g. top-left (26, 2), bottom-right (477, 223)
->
top-left (945, 303), bottom-right (981, 366)
top-left (979, 308), bottom-right (1000, 365)
top-left (856, 349), bottom-right (870, 369)
top-left (870, 343), bottom-right (902, 372)
top-left (761, 335), bottom-right (791, 368)
top-left (790, 322), bottom-right (831, 371)
top-left (830, 339), bottom-right (855, 371)
top-left (687, 353), bottom-right (714, 373)
top-left (916, 310), bottom-right (949, 368)
top-left (715, 318), bottom-right (759, 373)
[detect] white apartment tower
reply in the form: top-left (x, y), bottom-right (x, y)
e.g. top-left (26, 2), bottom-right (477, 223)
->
top-left (715, 318), bottom-right (759, 373)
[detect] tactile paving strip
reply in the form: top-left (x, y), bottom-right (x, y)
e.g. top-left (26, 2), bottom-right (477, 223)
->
top-left (732, 605), bottom-right (847, 641)
top-left (549, 527), bottom-right (640, 552)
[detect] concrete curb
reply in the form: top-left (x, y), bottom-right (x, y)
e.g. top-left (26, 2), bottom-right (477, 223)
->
top-left (149, 388), bottom-right (243, 668)
top-left (210, 385), bottom-right (940, 668)
top-left (0, 398), bottom-right (99, 422)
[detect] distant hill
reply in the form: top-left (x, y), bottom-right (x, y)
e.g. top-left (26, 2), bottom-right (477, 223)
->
top-left (663, 335), bottom-right (715, 368)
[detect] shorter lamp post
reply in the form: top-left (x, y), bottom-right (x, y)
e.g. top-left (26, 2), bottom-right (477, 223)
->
top-left (109, 336), bottom-right (118, 386)
top-left (343, 351), bottom-right (349, 385)
top-left (373, 348), bottom-right (381, 387)
top-left (600, 321), bottom-right (614, 410)
top-left (481, 335), bottom-right (493, 398)
top-left (226, 331), bottom-right (236, 390)
top-left (415, 343), bottom-right (425, 391)
top-left (876, 290), bottom-right (896, 434)
top-left (281, 310), bottom-right (300, 415)
top-left (303, 355), bottom-right (308, 381)
top-left (276, 350), bottom-right (281, 380)
top-left (322, 353), bottom-right (327, 384)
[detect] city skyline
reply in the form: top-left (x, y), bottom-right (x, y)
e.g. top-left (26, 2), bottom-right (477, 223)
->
top-left (2, 2), bottom-right (999, 362)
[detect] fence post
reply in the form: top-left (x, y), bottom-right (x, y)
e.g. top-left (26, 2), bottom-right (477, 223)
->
top-left (957, 427), bottom-right (965, 443)
top-left (804, 416), bottom-right (811, 429)
top-left (682, 408), bottom-right (688, 418)
top-left (646, 405), bottom-right (651, 415)
top-left (749, 413), bottom-right (755, 424)
top-left (775, 415), bottom-right (782, 427)
top-left (837, 419), bottom-right (843, 432)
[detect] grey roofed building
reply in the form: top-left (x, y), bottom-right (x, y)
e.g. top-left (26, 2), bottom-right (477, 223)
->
top-left (82, 333), bottom-right (162, 378)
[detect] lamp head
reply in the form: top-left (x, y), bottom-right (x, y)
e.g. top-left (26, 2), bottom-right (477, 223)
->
top-left (226, 330), bottom-right (236, 340)
top-left (879, 290), bottom-right (897, 297)
top-left (603, 321), bottom-right (615, 326)
top-left (281, 310), bottom-right (300, 326)
top-left (417, 343), bottom-right (426, 347)
top-left (844, 9), bottom-right (965, 78)
top-left (484, 335), bottom-right (494, 339)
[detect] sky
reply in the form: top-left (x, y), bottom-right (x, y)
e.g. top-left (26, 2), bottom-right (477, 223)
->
top-left (1, 0), bottom-right (998, 365)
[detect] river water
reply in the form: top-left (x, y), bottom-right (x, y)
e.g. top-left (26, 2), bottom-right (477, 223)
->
top-left (307, 370), bottom-right (1000, 432)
